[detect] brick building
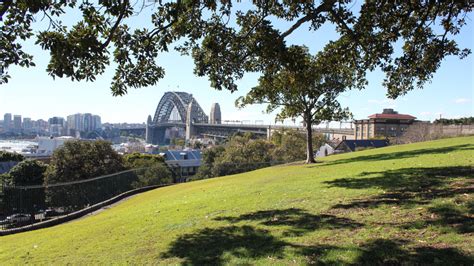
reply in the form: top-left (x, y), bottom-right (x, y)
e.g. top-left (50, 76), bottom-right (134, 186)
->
top-left (354, 109), bottom-right (416, 140)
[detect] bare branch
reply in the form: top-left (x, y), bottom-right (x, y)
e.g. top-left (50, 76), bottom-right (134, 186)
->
top-left (42, 11), bottom-right (62, 31)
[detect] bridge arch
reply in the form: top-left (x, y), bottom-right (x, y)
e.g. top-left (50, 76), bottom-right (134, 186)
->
top-left (153, 92), bottom-right (208, 124)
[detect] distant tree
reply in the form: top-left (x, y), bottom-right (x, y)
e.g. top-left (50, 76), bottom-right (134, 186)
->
top-left (196, 131), bottom-right (328, 180)
top-left (44, 140), bottom-right (126, 210)
top-left (132, 162), bottom-right (172, 188)
top-left (212, 134), bottom-right (276, 176)
top-left (3, 160), bottom-right (47, 186)
top-left (124, 153), bottom-right (171, 188)
top-left (237, 46), bottom-right (352, 163)
top-left (0, 1), bottom-right (471, 97)
top-left (190, 140), bottom-right (203, 150)
top-left (123, 152), bottom-right (165, 166)
top-left (175, 139), bottom-right (186, 148)
top-left (271, 129), bottom-right (325, 163)
top-left (0, 151), bottom-right (24, 162)
top-left (1, 160), bottom-right (48, 213)
top-left (434, 117), bottom-right (474, 125)
top-left (194, 146), bottom-right (225, 180)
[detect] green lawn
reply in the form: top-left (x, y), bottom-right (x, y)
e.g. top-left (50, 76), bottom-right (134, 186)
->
top-left (1, 136), bottom-right (473, 265)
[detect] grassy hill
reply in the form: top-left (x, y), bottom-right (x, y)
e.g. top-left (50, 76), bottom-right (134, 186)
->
top-left (1, 136), bottom-right (473, 265)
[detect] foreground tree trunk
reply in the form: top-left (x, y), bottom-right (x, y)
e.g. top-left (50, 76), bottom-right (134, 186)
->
top-left (305, 118), bottom-right (316, 164)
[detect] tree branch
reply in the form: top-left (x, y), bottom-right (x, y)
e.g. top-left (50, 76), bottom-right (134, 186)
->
top-left (414, 0), bottom-right (436, 35)
top-left (241, 13), bottom-right (267, 39)
top-left (280, 0), bottom-right (336, 39)
top-left (328, 8), bottom-right (368, 54)
top-left (148, 0), bottom-right (183, 39)
top-left (441, 2), bottom-right (456, 42)
top-left (42, 11), bottom-right (62, 31)
top-left (100, 0), bottom-right (129, 50)
top-left (0, 0), bottom-right (12, 21)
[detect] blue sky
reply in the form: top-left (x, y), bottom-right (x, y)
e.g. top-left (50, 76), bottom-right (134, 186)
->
top-left (0, 5), bottom-right (472, 124)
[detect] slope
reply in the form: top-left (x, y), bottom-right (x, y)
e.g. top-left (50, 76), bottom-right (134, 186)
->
top-left (0, 136), bottom-right (473, 264)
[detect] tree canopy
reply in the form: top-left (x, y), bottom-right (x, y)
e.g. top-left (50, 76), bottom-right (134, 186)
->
top-left (237, 45), bottom-right (352, 162)
top-left (2, 159), bottom-right (47, 186)
top-left (1, 1), bottom-right (471, 97)
top-left (44, 140), bottom-right (125, 184)
top-left (434, 117), bottom-right (474, 125)
top-left (195, 131), bottom-right (325, 179)
top-left (123, 152), bottom-right (171, 187)
top-left (0, 151), bottom-right (24, 162)
top-left (44, 140), bottom-right (126, 210)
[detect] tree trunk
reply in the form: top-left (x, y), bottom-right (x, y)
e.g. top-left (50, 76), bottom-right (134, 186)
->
top-left (305, 118), bottom-right (316, 164)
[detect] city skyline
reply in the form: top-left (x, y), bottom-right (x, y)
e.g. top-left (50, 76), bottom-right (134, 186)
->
top-left (1, 112), bottom-right (103, 136)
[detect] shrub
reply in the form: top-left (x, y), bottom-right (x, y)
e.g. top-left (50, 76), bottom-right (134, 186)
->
top-left (124, 153), bottom-right (171, 188)
top-left (44, 140), bottom-right (126, 210)
top-left (0, 151), bottom-right (24, 162)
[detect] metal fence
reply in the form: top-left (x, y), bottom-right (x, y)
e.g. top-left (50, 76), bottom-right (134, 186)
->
top-left (0, 160), bottom-right (290, 230)
top-left (0, 167), bottom-right (170, 230)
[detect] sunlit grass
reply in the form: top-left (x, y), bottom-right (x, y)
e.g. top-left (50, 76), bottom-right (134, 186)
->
top-left (1, 136), bottom-right (473, 264)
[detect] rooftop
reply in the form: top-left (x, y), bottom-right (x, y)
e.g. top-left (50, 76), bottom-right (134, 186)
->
top-left (367, 109), bottom-right (416, 120)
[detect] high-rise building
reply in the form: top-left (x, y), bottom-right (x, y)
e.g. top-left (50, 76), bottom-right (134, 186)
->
top-left (82, 113), bottom-right (93, 132)
top-left (210, 103), bottom-right (221, 124)
top-left (48, 116), bottom-right (65, 136)
top-left (3, 113), bottom-right (12, 131)
top-left (67, 113), bottom-right (83, 132)
top-left (92, 115), bottom-right (102, 130)
top-left (66, 113), bottom-right (101, 136)
top-left (34, 119), bottom-right (49, 133)
top-left (23, 117), bottom-right (33, 132)
top-left (48, 116), bottom-right (65, 126)
top-left (13, 115), bottom-right (22, 131)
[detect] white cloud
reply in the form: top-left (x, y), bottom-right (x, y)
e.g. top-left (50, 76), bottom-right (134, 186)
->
top-left (454, 98), bottom-right (472, 104)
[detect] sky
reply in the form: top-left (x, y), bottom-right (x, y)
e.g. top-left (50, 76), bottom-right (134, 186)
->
top-left (0, 3), bottom-right (473, 125)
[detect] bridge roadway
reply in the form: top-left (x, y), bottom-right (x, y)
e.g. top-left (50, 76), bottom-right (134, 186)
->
top-left (137, 122), bottom-right (354, 143)
top-left (146, 122), bottom-right (353, 133)
top-left (194, 123), bottom-right (353, 136)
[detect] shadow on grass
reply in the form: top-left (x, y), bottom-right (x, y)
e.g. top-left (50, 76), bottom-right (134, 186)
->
top-left (161, 229), bottom-right (473, 265)
top-left (214, 208), bottom-right (363, 237)
top-left (327, 166), bottom-right (474, 234)
top-left (429, 203), bottom-right (473, 233)
top-left (327, 166), bottom-right (473, 208)
top-left (401, 202), bottom-right (474, 234)
top-left (160, 225), bottom-right (286, 265)
top-left (320, 144), bottom-right (474, 166)
top-left (356, 239), bottom-right (473, 265)
top-left (299, 239), bottom-right (473, 265)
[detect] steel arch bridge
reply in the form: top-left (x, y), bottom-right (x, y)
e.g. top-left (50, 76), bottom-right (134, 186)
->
top-left (145, 91), bottom-right (355, 145)
top-left (153, 92), bottom-right (208, 124)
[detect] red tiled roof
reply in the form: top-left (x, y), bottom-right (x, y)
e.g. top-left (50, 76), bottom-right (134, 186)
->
top-left (368, 113), bottom-right (416, 120)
